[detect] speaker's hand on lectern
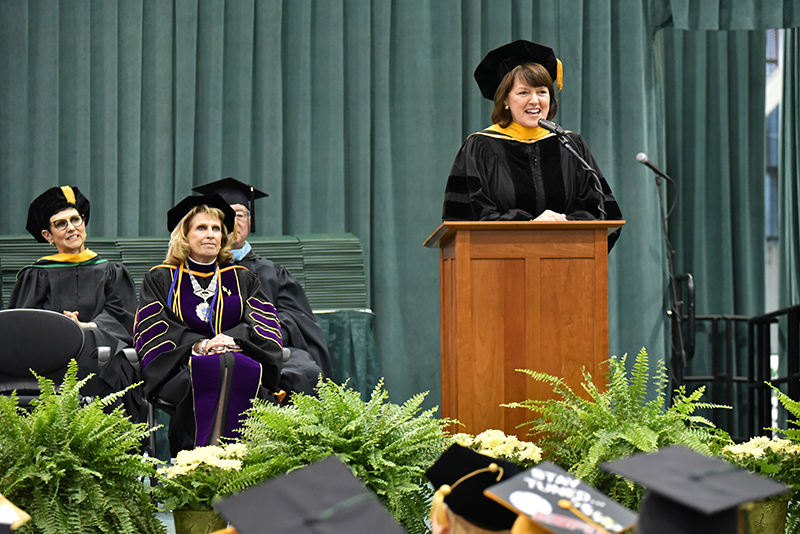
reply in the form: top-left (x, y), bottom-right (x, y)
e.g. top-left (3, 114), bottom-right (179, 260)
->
top-left (533, 210), bottom-right (567, 222)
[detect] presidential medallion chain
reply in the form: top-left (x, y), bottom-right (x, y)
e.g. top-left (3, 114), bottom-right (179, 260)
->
top-left (187, 265), bottom-right (218, 323)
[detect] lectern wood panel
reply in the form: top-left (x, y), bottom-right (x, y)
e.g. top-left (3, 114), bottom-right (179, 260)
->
top-left (427, 221), bottom-right (623, 440)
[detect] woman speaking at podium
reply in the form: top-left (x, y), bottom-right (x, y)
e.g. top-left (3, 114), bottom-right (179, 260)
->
top-left (441, 40), bottom-right (622, 249)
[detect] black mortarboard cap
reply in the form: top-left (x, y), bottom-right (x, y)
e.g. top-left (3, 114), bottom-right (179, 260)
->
top-left (474, 40), bottom-right (562, 100)
top-left (167, 193), bottom-right (236, 233)
top-left (601, 446), bottom-right (789, 534)
top-left (192, 177), bottom-right (268, 233)
top-left (213, 455), bottom-right (406, 534)
top-left (426, 443), bottom-right (521, 531)
top-left (25, 186), bottom-right (91, 243)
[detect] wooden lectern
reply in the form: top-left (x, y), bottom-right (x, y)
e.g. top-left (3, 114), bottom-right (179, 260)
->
top-left (424, 220), bottom-right (624, 439)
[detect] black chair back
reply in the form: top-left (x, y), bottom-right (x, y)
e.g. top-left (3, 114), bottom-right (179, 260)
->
top-left (0, 308), bottom-right (85, 404)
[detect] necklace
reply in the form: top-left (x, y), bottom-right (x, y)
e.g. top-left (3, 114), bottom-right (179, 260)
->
top-left (187, 264), bottom-right (218, 322)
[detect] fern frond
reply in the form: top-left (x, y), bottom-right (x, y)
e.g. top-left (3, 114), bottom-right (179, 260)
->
top-left (768, 383), bottom-right (800, 443)
top-left (0, 360), bottom-right (164, 534)
top-left (506, 349), bottom-right (732, 510)
top-left (229, 377), bottom-right (450, 534)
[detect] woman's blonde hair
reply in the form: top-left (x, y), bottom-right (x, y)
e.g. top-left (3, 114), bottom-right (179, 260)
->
top-left (491, 63), bottom-right (557, 128)
top-left (164, 205), bottom-right (236, 265)
top-left (433, 503), bottom-right (511, 534)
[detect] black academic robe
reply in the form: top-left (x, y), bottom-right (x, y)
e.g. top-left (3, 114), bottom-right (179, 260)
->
top-left (237, 249), bottom-right (332, 396)
top-left (134, 260), bottom-right (284, 455)
top-left (442, 126), bottom-right (622, 250)
top-left (7, 251), bottom-right (139, 405)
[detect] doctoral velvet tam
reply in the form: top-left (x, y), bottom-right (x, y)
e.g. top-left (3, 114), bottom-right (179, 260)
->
top-left (474, 40), bottom-right (563, 100)
top-left (25, 186), bottom-right (90, 242)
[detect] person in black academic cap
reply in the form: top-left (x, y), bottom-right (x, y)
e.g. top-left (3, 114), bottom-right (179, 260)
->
top-left (133, 194), bottom-right (285, 455)
top-left (602, 446), bottom-right (789, 534)
top-left (8, 186), bottom-right (140, 412)
top-left (426, 444), bottom-right (522, 534)
top-left (192, 177), bottom-right (332, 398)
top-left (441, 40), bottom-right (622, 250)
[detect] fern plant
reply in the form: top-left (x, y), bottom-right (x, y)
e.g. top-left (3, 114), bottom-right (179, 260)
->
top-left (769, 382), bottom-right (800, 441)
top-left (224, 378), bottom-right (452, 534)
top-left (0, 360), bottom-right (165, 534)
top-left (504, 348), bottom-right (731, 510)
top-left (767, 383), bottom-right (800, 534)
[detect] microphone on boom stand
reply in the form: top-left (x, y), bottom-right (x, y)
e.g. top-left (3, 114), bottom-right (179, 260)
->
top-left (538, 119), bottom-right (606, 220)
top-left (636, 151), bottom-right (692, 388)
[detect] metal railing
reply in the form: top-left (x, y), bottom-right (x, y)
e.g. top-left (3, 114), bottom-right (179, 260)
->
top-left (677, 313), bottom-right (751, 441)
top-left (748, 304), bottom-right (800, 437)
top-left (671, 274), bottom-right (800, 441)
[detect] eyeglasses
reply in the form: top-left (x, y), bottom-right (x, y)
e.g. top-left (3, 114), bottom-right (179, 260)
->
top-left (50, 215), bottom-right (85, 231)
top-left (235, 211), bottom-right (250, 220)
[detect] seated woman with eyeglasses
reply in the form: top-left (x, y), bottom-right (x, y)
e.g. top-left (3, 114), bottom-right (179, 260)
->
top-left (8, 186), bottom-right (139, 411)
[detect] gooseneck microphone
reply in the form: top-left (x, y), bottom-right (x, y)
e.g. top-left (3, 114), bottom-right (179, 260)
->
top-left (537, 119), bottom-right (567, 136)
top-left (539, 119), bottom-right (606, 220)
top-left (636, 152), bottom-right (677, 217)
top-left (636, 152), bottom-right (670, 179)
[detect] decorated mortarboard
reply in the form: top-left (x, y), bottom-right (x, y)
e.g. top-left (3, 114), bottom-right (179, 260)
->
top-left (213, 455), bottom-right (406, 534)
top-left (601, 446), bottom-right (789, 534)
top-left (192, 177), bottom-right (268, 233)
top-left (484, 461), bottom-right (637, 534)
top-left (425, 443), bottom-right (522, 531)
top-left (167, 193), bottom-right (236, 233)
top-left (474, 40), bottom-right (563, 100)
top-left (25, 186), bottom-right (91, 243)
top-left (0, 494), bottom-right (31, 531)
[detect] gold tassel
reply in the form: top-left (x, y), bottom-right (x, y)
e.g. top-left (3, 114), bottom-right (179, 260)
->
top-left (60, 185), bottom-right (77, 204)
top-left (556, 59), bottom-right (563, 92)
top-left (431, 484), bottom-right (452, 530)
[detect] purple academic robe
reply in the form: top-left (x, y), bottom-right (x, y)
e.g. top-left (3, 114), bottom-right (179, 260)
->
top-left (134, 259), bottom-right (283, 455)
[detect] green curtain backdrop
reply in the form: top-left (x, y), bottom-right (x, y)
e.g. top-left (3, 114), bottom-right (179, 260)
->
top-left (0, 0), bottom-right (797, 410)
top-left (658, 28), bottom-right (767, 437)
top-left (661, 0), bottom-right (799, 30)
top-left (662, 29), bottom-right (767, 321)
top-left (780, 28), bottom-right (800, 307)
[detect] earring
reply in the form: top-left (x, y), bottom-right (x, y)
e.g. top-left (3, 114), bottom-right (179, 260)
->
top-left (504, 105), bottom-right (509, 110)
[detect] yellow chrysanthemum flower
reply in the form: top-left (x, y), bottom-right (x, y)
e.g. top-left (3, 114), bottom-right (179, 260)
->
top-left (204, 457), bottom-right (243, 471)
top-left (451, 429), bottom-right (542, 467)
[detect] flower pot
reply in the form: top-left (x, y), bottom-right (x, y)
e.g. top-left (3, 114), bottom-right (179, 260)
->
top-left (743, 498), bottom-right (788, 534)
top-left (173, 509), bottom-right (228, 534)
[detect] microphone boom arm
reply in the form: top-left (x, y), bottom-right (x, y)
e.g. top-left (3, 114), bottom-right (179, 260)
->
top-left (554, 135), bottom-right (607, 220)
